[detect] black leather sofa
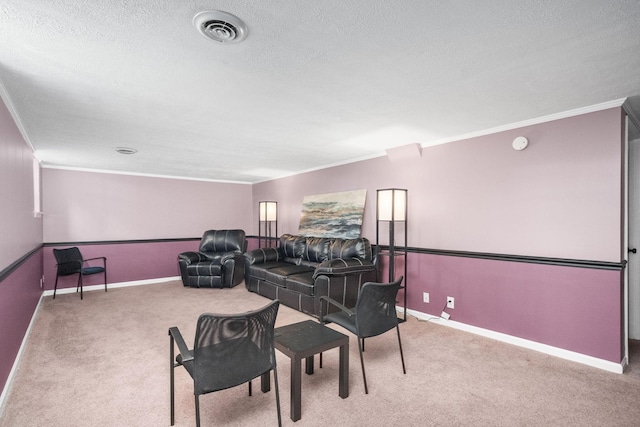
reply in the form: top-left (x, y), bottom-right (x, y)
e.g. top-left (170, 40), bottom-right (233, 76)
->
top-left (244, 234), bottom-right (378, 317)
top-left (178, 229), bottom-right (247, 288)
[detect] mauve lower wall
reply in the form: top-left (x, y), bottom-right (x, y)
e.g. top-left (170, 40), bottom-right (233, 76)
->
top-left (41, 240), bottom-right (200, 292)
top-left (252, 107), bottom-right (626, 363)
top-left (401, 253), bottom-right (623, 362)
top-left (0, 252), bottom-right (43, 395)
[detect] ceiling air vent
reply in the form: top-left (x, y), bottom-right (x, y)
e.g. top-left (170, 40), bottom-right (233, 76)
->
top-left (115, 147), bottom-right (137, 155)
top-left (193, 11), bottom-right (248, 44)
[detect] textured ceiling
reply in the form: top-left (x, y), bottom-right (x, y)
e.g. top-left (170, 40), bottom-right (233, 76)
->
top-left (1, 1), bottom-right (639, 183)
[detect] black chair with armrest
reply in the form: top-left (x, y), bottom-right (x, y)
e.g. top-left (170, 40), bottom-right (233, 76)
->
top-left (169, 300), bottom-right (282, 427)
top-left (178, 229), bottom-right (247, 288)
top-left (53, 247), bottom-right (107, 300)
top-left (320, 277), bottom-right (406, 394)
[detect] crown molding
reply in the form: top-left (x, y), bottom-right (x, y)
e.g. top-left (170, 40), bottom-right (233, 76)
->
top-left (40, 164), bottom-right (252, 185)
top-left (422, 98), bottom-right (628, 148)
top-left (0, 77), bottom-right (38, 159)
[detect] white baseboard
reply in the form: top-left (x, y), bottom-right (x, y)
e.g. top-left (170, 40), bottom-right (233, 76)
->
top-left (41, 276), bottom-right (181, 296)
top-left (402, 307), bottom-right (625, 374)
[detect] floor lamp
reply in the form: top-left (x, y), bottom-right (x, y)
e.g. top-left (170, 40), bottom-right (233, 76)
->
top-left (376, 189), bottom-right (408, 322)
top-left (258, 201), bottom-right (278, 248)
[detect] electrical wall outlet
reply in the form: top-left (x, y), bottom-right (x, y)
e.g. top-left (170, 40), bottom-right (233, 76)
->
top-left (423, 292), bottom-right (429, 303)
top-left (447, 296), bottom-right (455, 309)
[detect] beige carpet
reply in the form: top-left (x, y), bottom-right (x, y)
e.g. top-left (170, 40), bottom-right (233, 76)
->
top-left (2, 281), bottom-right (640, 426)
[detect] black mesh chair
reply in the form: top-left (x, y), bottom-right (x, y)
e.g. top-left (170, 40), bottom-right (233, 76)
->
top-left (169, 300), bottom-right (282, 427)
top-left (320, 277), bottom-right (406, 394)
top-left (53, 247), bottom-right (107, 300)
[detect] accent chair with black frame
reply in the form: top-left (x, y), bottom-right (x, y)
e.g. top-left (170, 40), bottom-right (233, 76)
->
top-left (320, 277), bottom-right (406, 394)
top-left (52, 247), bottom-right (107, 300)
top-left (169, 299), bottom-right (282, 427)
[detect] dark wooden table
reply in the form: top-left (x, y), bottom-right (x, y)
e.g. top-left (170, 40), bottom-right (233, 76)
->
top-left (264, 320), bottom-right (349, 422)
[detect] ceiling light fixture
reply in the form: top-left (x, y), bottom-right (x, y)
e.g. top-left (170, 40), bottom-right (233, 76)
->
top-left (115, 147), bottom-right (137, 155)
top-left (193, 10), bottom-right (248, 44)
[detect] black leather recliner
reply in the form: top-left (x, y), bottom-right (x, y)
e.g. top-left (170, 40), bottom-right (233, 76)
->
top-left (178, 230), bottom-right (247, 288)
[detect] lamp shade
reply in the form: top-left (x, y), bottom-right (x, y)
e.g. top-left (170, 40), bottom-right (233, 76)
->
top-left (259, 201), bottom-right (277, 222)
top-left (377, 189), bottom-right (407, 221)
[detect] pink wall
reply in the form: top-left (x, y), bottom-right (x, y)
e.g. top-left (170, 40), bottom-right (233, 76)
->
top-left (253, 108), bottom-right (624, 262)
top-left (42, 169), bottom-right (254, 243)
top-left (252, 107), bottom-right (626, 363)
top-left (0, 96), bottom-right (628, 397)
top-left (0, 96), bottom-right (42, 270)
top-left (0, 94), bottom-right (43, 396)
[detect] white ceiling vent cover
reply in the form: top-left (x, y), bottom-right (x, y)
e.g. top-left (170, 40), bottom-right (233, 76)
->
top-left (193, 11), bottom-right (248, 44)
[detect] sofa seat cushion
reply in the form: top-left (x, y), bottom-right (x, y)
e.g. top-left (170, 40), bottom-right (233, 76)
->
top-left (285, 271), bottom-right (315, 296)
top-left (247, 262), bottom-right (292, 280)
top-left (264, 265), bottom-right (314, 287)
top-left (186, 261), bottom-right (223, 277)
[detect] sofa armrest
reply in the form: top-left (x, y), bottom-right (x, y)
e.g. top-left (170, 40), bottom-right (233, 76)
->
top-left (178, 251), bottom-right (208, 266)
top-left (244, 247), bottom-right (283, 265)
top-left (313, 258), bottom-right (376, 279)
top-left (219, 250), bottom-right (244, 263)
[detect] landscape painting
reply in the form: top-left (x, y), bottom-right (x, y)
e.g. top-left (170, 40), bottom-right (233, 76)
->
top-left (298, 190), bottom-right (366, 239)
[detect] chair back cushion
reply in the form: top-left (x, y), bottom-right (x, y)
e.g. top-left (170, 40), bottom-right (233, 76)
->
top-left (192, 300), bottom-right (279, 394)
top-left (355, 277), bottom-right (403, 338)
top-left (53, 247), bottom-right (83, 275)
top-left (199, 229), bottom-right (246, 253)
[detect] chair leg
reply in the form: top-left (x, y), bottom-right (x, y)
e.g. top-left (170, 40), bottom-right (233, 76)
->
top-left (357, 337), bottom-right (368, 394)
top-left (195, 394), bottom-right (201, 427)
top-left (396, 325), bottom-right (406, 374)
top-left (53, 275), bottom-right (59, 299)
top-left (170, 337), bottom-right (175, 426)
top-left (248, 380), bottom-right (252, 396)
top-left (104, 268), bottom-right (108, 293)
top-left (272, 368), bottom-right (282, 427)
top-left (78, 274), bottom-right (83, 300)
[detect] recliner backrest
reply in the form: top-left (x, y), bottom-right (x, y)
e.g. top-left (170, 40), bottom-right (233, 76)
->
top-left (199, 229), bottom-right (246, 253)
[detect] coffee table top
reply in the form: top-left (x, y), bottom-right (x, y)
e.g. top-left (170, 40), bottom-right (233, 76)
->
top-left (274, 320), bottom-right (348, 358)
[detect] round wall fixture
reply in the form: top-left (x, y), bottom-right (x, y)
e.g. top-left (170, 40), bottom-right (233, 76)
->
top-left (193, 11), bottom-right (248, 44)
top-left (512, 136), bottom-right (529, 151)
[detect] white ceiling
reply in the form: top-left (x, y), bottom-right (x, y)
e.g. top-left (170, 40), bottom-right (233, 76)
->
top-left (1, 1), bottom-right (639, 183)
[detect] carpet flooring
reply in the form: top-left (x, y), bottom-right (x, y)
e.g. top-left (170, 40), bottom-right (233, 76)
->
top-left (2, 281), bottom-right (640, 426)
